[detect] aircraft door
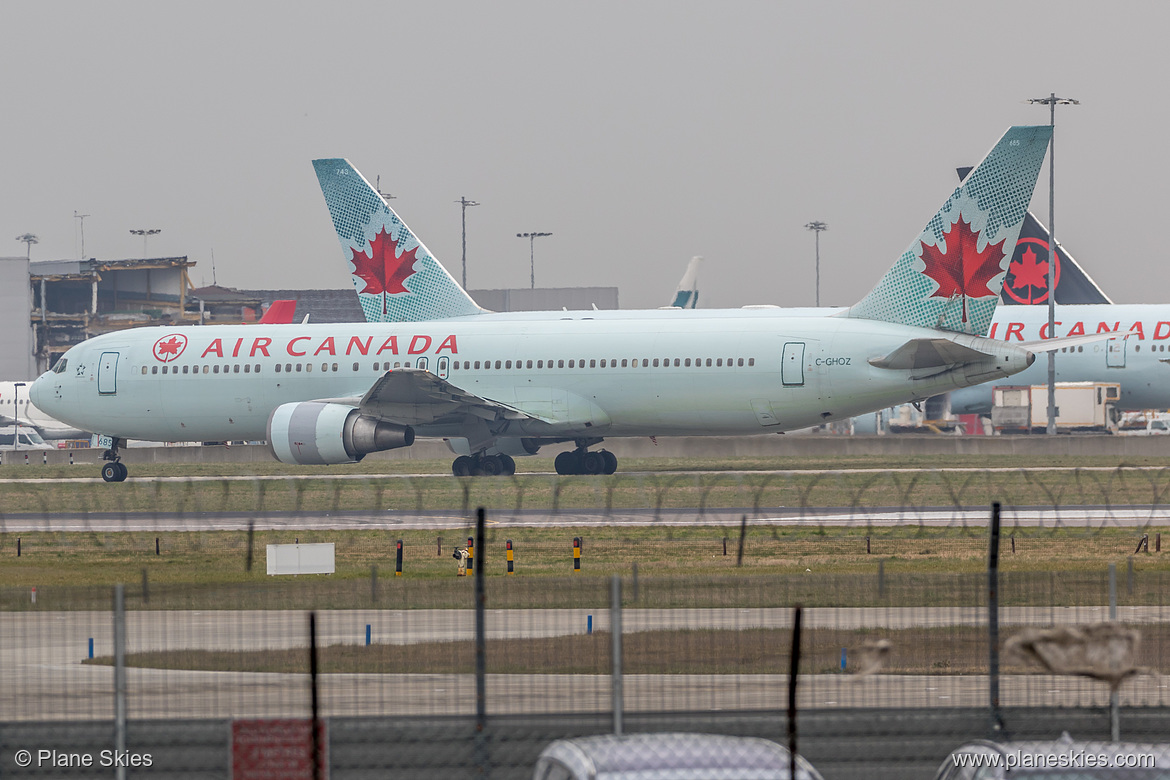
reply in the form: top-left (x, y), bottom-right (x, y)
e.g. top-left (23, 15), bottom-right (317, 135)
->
top-left (98, 352), bottom-right (119, 395)
top-left (1106, 338), bottom-right (1126, 368)
top-left (782, 342), bottom-right (805, 386)
top-left (415, 357), bottom-right (429, 372)
top-left (437, 356), bottom-right (450, 379)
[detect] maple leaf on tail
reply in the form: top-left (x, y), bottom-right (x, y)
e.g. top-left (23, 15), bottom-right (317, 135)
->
top-left (918, 215), bottom-right (1008, 323)
top-left (349, 227), bottom-right (422, 314)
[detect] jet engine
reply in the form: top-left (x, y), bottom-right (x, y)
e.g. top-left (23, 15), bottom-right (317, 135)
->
top-left (267, 402), bottom-right (414, 465)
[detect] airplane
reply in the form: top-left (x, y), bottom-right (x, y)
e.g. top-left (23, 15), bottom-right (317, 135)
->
top-left (0, 381), bottom-right (86, 440)
top-left (666, 256), bottom-right (701, 310)
top-left (0, 298), bottom-right (301, 445)
top-left (32, 125), bottom-right (1062, 482)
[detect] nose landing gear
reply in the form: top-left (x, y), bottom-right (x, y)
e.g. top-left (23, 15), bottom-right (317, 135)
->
top-left (100, 439), bottom-right (128, 482)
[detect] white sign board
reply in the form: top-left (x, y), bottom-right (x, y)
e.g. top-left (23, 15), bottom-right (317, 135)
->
top-left (267, 543), bottom-right (335, 576)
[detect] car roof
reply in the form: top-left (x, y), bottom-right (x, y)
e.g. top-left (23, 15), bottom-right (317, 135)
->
top-left (955, 738), bottom-right (1170, 761)
top-left (535, 733), bottom-right (822, 780)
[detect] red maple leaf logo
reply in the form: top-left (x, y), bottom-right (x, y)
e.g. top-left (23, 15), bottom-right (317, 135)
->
top-left (1003, 237), bottom-right (1060, 305)
top-left (918, 215), bottom-right (1007, 322)
top-left (349, 227), bottom-right (421, 314)
top-left (152, 334), bottom-right (187, 362)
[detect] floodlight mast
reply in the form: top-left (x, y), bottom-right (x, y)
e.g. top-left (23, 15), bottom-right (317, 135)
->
top-left (1027, 93), bottom-right (1079, 436)
top-left (804, 221), bottom-right (828, 307)
top-left (517, 232), bottom-right (553, 289)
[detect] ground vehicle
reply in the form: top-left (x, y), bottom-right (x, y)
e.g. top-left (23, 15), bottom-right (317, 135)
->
top-left (0, 424), bottom-right (54, 450)
top-left (532, 733), bottom-right (824, 780)
top-left (934, 737), bottom-right (1170, 779)
top-left (991, 382), bottom-right (1121, 433)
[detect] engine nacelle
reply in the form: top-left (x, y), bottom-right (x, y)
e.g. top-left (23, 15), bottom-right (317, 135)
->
top-left (267, 402), bottom-right (414, 465)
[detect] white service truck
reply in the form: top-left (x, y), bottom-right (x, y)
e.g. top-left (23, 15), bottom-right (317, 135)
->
top-left (991, 382), bottom-right (1121, 433)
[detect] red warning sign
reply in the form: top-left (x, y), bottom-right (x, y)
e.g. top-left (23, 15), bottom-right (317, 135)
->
top-left (231, 719), bottom-right (327, 780)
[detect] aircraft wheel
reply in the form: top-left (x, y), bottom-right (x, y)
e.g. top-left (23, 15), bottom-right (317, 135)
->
top-left (452, 456), bottom-right (474, 477)
top-left (600, 450), bottom-right (618, 475)
top-left (115, 462), bottom-right (129, 482)
top-left (498, 453), bottom-right (516, 476)
top-left (581, 451), bottom-right (604, 475)
top-left (479, 454), bottom-right (503, 477)
top-left (554, 451), bottom-right (579, 475)
top-left (101, 463), bottom-right (120, 483)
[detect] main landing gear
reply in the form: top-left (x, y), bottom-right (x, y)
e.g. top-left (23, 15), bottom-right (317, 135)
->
top-left (451, 452), bottom-right (517, 477)
top-left (554, 445), bottom-right (617, 476)
top-left (101, 438), bottom-right (128, 483)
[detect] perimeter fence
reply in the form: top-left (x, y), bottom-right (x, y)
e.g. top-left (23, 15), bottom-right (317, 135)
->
top-left (4, 468), bottom-right (1170, 778)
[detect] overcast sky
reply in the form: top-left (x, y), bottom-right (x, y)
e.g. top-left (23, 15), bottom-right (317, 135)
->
top-left (2, 1), bottom-right (1164, 310)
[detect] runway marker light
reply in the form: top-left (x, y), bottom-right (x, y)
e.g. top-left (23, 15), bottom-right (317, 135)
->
top-left (396, 540), bottom-right (403, 576)
top-left (467, 537), bottom-right (474, 572)
top-left (31, 586), bottom-right (36, 604)
top-left (573, 537), bottom-right (581, 573)
top-left (506, 539), bottom-right (514, 575)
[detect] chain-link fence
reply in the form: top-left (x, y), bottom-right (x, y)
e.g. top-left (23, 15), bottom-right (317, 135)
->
top-left (3, 469), bottom-right (1170, 778)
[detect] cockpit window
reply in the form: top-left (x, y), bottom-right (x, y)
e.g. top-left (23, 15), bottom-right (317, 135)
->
top-left (53, 359), bottom-right (68, 374)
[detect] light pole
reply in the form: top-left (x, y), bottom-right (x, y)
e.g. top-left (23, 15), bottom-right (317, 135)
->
top-left (517, 232), bottom-right (552, 289)
top-left (1027, 93), bottom-right (1079, 435)
top-left (74, 211), bottom-right (90, 258)
top-left (455, 197), bottom-right (480, 288)
top-left (15, 233), bottom-right (38, 259)
top-left (804, 221), bottom-right (828, 307)
top-left (129, 228), bottom-right (161, 258)
top-left (13, 382), bottom-right (25, 452)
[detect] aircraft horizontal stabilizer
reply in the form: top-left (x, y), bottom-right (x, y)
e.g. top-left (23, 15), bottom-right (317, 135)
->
top-left (868, 338), bottom-right (996, 370)
top-left (1019, 331), bottom-right (1125, 353)
top-left (325, 369), bottom-right (553, 427)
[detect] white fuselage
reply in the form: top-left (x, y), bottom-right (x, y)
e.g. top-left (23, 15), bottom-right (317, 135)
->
top-left (952, 304), bottom-right (1170, 413)
top-left (30, 309), bottom-right (1029, 445)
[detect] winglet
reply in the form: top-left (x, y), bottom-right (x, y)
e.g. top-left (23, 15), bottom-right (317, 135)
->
top-left (312, 159), bottom-right (485, 322)
top-left (847, 126), bottom-right (1052, 335)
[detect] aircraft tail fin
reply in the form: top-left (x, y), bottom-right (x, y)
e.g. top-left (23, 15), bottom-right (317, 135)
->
top-left (957, 167), bottom-right (1111, 306)
top-left (312, 159), bottom-right (485, 323)
top-left (258, 300), bottom-right (297, 324)
top-left (669, 256), bottom-right (702, 309)
top-left (846, 126), bottom-right (1051, 335)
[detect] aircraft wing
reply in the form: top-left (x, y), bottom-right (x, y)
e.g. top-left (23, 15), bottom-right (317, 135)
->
top-left (318, 368), bottom-right (552, 426)
top-left (868, 338), bottom-right (996, 370)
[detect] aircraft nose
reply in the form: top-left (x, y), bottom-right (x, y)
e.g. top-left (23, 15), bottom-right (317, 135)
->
top-left (28, 374), bottom-right (48, 408)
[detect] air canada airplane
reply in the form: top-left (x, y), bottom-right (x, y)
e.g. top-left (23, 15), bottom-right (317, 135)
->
top-left (33, 126), bottom-right (1066, 482)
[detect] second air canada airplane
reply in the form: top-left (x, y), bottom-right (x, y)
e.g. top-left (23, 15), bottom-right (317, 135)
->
top-left (34, 126), bottom-right (1063, 481)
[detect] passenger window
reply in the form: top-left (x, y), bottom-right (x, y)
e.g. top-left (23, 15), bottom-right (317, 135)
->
top-left (569, 360), bottom-right (575, 368)
top-left (537, 360), bottom-right (544, 369)
top-left (716, 358), bottom-right (723, 367)
top-left (141, 367), bottom-right (148, 375)
top-left (706, 358), bottom-right (712, 367)
top-left (558, 360), bottom-right (565, 368)
top-left (255, 364), bottom-right (261, 373)
top-left (621, 359), bottom-right (627, 367)
top-left (674, 358), bottom-right (680, 367)
top-left (684, 358), bottom-right (691, 367)
top-left (296, 364), bottom-right (302, 372)
top-left (748, 358), bottom-right (755, 366)
top-left (474, 361), bottom-right (481, 369)
top-left (213, 365), bottom-right (219, 374)
top-left (152, 366), bottom-right (159, 375)
top-left (600, 359), bottom-right (606, 368)
top-left (183, 365), bottom-right (190, 374)
top-left (527, 360), bottom-right (533, 369)
top-left (506, 360), bottom-right (512, 369)
top-left (738, 358), bottom-right (744, 367)
top-left (234, 365), bottom-right (240, 374)
top-left (494, 360), bottom-right (501, 369)
top-left (244, 364), bottom-right (251, 373)
top-left (353, 362), bottom-right (359, 371)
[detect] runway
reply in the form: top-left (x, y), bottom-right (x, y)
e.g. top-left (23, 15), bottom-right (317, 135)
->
top-left (4, 606), bottom-right (1168, 720)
